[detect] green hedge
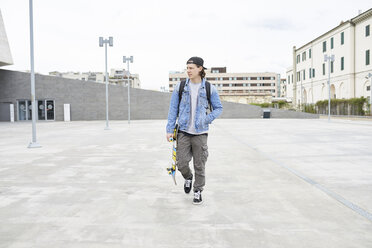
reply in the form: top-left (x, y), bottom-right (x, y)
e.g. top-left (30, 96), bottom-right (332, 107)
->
top-left (303, 97), bottom-right (369, 116)
top-left (250, 100), bottom-right (289, 109)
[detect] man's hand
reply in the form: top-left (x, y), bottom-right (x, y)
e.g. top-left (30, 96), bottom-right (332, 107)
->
top-left (166, 133), bottom-right (174, 142)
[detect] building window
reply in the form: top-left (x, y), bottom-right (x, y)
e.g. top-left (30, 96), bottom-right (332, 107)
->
top-left (367, 50), bottom-right (370, 65)
top-left (331, 61), bottom-right (334, 73)
top-left (257, 77), bottom-right (261, 80)
top-left (341, 32), bottom-right (344, 45)
top-left (229, 77), bottom-right (232, 80)
top-left (323, 41), bottom-right (327, 52)
top-left (229, 83), bottom-right (232, 87)
top-left (331, 37), bottom-right (334, 49)
top-left (366, 25), bottom-right (370, 37)
top-left (220, 77), bottom-right (223, 81)
top-left (233, 77), bottom-right (237, 80)
top-left (302, 51), bottom-right (306, 61)
top-left (323, 63), bottom-right (325, 75)
top-left (309, 49), bottom-right (312, 58)
top-left (341, 57), bottom-right (344, 71)
top-left (297, 55), bottom-right (300, 64)
top-left (303, 70), bottom-right (306, 80)
top-left (247, 77), bottom-right (251, 80)
top-left (313, 68), bottom-right (315, 78)
top-left (288, 76), bottom-right (290, 84)
top-left (309, 68), bottom-right (312, 79)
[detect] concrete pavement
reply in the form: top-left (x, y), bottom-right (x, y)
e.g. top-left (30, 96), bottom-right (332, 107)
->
top-left (0, 119), bottom-right (371, 247)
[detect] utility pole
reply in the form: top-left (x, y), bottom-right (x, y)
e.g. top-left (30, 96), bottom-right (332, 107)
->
top-left (99, 36), bottom-right (113, 130)
top-left (28, 0), bottom-right (41, 148)
top-left (123, 56), bottom-right (133, 124)
top-left (366, 73), bottom-right (372, 115)
top-left (324, 54), bottom-right (335, 122)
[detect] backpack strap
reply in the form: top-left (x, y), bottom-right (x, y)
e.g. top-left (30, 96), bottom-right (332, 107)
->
top-left (178, 80), bottom-right (186, 116)
top-left (205, 81), bottom-right (213, 112)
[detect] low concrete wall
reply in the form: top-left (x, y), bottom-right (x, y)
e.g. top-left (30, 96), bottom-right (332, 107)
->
top-left (268, 108), bottom-right (319, 119)
top-left (0, 69), bottom-right (318, 121)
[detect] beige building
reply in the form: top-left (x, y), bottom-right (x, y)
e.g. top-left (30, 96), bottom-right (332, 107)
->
top-left (169, 67), bottom-right (279, 104)
top-left (286, 8), bottom-right (372, 106)
top-left (109, 68), bottom-right (141, 88)
top-left (49, 71), bottom-right (92, 81)
top-left (87, 72), bottom-right (105, 83)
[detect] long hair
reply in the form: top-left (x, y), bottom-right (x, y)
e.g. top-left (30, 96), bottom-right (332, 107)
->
top-left (198, 66), bottom-right (206, 79)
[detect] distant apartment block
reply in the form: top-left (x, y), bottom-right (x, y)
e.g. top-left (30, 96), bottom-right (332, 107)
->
top-left (169, 67), bottom-right (280, 104)
top-left (286, 8), bottom-right (372, 106)
top-left (49, 71), bottom-right (100, 81)
top-left (49, 69), bottom-right (141, 88)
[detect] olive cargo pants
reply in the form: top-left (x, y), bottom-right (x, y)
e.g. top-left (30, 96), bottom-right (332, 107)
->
top-left (176, 132), bottom-right (209, 192)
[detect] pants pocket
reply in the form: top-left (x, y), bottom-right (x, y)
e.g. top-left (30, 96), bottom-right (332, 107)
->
top-left (201, 145), bottom-right (209, 162)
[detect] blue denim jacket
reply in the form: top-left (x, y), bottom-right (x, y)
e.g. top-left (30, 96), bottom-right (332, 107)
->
top-left (166, 78), bottom-right (223, 134)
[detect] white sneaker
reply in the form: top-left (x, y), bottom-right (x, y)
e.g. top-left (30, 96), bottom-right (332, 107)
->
top-left (193, 191), bottom-right (203, 205)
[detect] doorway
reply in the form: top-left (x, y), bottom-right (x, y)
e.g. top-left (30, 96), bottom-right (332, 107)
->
top-left (17, 99), bottom-right (55, 121)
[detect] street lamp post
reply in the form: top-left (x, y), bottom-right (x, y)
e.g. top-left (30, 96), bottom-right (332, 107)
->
top-left (123, 56), bottom-right (133, 124)
top-left (28, 0), bottom-right (41, 148)
top-left (300, 76), bottom-right (303, 111)
top-left (367, 73), bottom-right (372, 115)
top-left (99, 36), bottom-right (113, 130)
top-left (324, 54), bottom-right (335, 122)
top-left (301, 86), bottom-right (305, 110)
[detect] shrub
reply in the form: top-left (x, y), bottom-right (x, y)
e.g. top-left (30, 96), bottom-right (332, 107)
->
top-left (314, 97), bottom-right (368, 116)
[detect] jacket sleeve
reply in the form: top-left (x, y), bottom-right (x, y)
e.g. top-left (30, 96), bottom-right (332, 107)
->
top-left (166, 82), bottom-right (180, 133)
top-left (206, 84), bottom-right (223, 124)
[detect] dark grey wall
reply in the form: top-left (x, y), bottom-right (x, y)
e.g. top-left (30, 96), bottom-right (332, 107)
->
top-left (0, 102), bottom-right (10, 121)
top-left (0, 69), bottom-right (318, 121)
top-left (0, 69), bottom-right (171, 121)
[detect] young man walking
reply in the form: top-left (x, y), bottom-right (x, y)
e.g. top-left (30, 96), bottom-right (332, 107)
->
top-left (166, 57), bottom-right (223, 205)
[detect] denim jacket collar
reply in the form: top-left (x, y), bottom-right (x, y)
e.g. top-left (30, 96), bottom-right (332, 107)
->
top-left (185, 78), bottom-right (206, 89)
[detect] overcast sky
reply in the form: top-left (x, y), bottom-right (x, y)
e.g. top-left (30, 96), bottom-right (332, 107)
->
top-left (1, 0), bottom-right (371, 90)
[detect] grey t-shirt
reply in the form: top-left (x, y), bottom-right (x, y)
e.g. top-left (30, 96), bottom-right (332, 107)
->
top-left (186, 82), bottom-right (208, 135)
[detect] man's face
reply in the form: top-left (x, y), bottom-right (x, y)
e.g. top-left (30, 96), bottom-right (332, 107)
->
top-left (186, 64), bottom-right (202, 79)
